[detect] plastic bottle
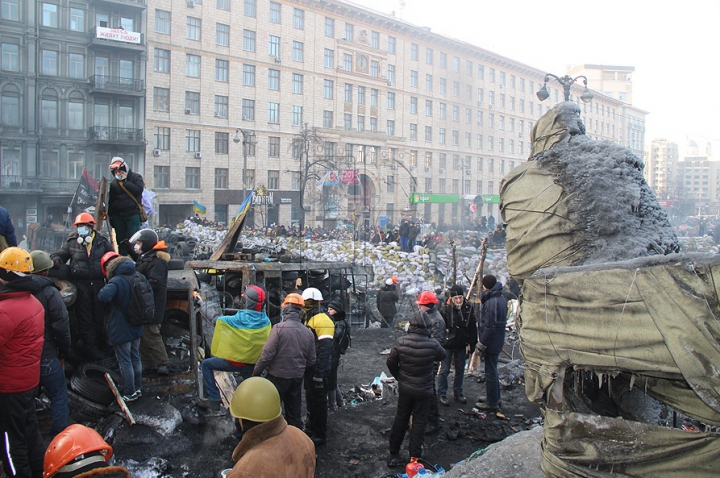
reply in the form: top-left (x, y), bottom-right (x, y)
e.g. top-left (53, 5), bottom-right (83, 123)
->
top-left (406, 457), bottom-right (425, 478)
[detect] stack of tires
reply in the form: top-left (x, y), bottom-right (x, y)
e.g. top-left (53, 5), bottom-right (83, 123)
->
top-left (68, 363), bottom-right (120, 422)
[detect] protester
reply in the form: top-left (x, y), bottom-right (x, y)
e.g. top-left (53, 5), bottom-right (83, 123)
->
top-left (437, 284), bottom-right (477, 405)
top-left (253, 293), bottom-right (316, 429)
top-left (43, 424), bottom-right (130, 477)
top-left (226, 377), bottom-right (315, 478)
top-left (386, 309), bottom-right (446, 467)
top-left (128, 229), bottom-right (171, 376)
top-left (98, 252), bottom-right (144, 402)
top-left (51, 212), bottom-right (115, 362)
top-left (415, 290), bottom-right (445, 435)
top-left (377, 278), bottom-right (399, 327)
top-left (0, 247), bottom-right (46, 478)
top-left (300, 287), bottom-right (334, 445)
top-left (399, 218), bottom-right (410, 251)
top-left (108, 156), bottom-right (144, 256)
top-left (408, 221), bottom-right (419, 250)
top-left (475, 275), bottom-right (508, 411)
top-left (29, 250), bottom-right (72, 437)
top-left (0, 206), bottom-right (17, 251)
top-left (198, 286), bottom-right (271, 413)
top-left (326, 300), bottom-right (350, 410)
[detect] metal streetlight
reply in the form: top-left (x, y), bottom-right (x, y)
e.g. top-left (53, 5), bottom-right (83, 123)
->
top-left (536, 74), bottom-right (594, 103)
top-left (233, 128), bottom-right (258, 203)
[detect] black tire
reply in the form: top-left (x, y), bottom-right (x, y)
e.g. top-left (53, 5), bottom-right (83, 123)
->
top-left (176, 241), bottom-right (189, 257)
top-left (68, 390), bottom-right (109, 422)
top-left (70, 363), bottom-right (120, 406)
top-left (168, 258), bottom-right (185, 270)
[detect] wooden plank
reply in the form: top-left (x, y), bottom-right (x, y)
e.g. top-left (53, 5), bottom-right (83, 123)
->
top-left (213, 371), bottom-right (238, 408)
top-left (105, 373), bottom-right (136, 425)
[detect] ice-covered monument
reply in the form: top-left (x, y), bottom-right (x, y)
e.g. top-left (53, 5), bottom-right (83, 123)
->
top-left (501, 102), bottom-right (720, 477)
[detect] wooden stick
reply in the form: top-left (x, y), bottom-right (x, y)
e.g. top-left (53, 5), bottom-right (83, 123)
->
top-left (466, 239), bottom-right (487, 300)
top-left (105, 373), bottom-right (136, 425)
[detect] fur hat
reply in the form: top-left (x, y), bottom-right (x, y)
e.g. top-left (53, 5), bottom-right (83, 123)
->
top-left (244, 285), bottom-right (266, 312)
top-left (482, 275), bottom-right (497, 290)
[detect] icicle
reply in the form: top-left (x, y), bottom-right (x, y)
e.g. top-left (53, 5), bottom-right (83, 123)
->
top-left (629, 374), bottom-right (636, 391)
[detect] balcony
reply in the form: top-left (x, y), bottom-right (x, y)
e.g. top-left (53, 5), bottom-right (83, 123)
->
top-left (88, 126), bottom-right (144, 144)
top-left (90, 0), bottom-right (146, 9)
top-left (89, 75), bottom-right (144, 96)
top-left (0, 176), bottom-right (76, 194)
top-left (88, 27), bottom-right (145, 51)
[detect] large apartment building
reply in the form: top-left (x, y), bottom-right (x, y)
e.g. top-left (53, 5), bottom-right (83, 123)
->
top-left (0, 0), bottom-right (643, 232)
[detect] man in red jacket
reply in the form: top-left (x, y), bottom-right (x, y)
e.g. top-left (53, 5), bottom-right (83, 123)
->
top-left (0, 247), bottom-right (46, 478)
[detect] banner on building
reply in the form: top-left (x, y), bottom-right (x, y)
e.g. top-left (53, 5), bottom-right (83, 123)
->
top-left (481, 194), bottom-right (501, 204)
top-left (316, 169), bottom-right (360, 190)
top-left (409, 194), bottom-right (460, 204)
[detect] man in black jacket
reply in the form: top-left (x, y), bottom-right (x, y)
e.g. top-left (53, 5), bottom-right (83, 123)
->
top-left (386, 310), bottom-right (445, 466)
top-left (475, 275), bottom-right (508, 411)
top-left (416, 291), bottom-right (445, 435)
top-left (377, 279), bottom-right (399, 327)
top-left (108, 157), bottom-right (144, 256)
top-left (437, 284), bottom-right (477, 405)
top-left (399, 218), bottom-right (410, 251)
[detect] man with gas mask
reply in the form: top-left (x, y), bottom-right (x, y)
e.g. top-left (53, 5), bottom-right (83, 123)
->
top-left (108, 157), bottom-right (144, 256)
top-left (51, 212), bottom-right (115, 361)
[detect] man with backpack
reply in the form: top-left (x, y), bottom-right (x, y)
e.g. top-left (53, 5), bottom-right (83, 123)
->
top-left (98, 252), bottom-right (146, 402)
top-left (326, 300), bottom-right (350, 410)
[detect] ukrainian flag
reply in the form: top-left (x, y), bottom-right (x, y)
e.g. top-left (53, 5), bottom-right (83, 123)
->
top-left (193, 200), bottom-right (206, 214)
top-left (235, 192), bottom-right (253, 217)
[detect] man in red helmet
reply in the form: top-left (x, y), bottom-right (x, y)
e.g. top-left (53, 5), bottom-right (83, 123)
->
top-left (108, 156), bottom-right (144, 256)
top-left (44, 424), bottom-right (130, 477)
top-left (51, 212), bottom-right (115, 361)
top-left (415, 290), bottom-right (445, 435)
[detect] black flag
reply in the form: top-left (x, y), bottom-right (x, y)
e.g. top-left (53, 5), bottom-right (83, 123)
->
top-left (75, 168), bottom-right (99, 205)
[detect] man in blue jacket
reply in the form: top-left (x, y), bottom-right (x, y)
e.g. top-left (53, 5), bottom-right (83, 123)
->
top-left (475, 275), bottom-right (508, 411)
top-left (0, 206), bottom-right (17, 251)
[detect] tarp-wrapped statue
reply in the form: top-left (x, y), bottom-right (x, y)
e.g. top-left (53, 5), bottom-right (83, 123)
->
top-left (501, 102), bottom-right (720, 477)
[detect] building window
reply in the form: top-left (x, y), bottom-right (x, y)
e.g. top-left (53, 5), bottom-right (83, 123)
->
top-left (269, 2), bottom-right (281, 23)
top-left (268, 35), bottom-right (280, 57)
top-left (40, 151), bottom-right (57, 177)
top-left (186, 167), bottom-right (200, 189)
top-left (325, 17), bottom-right (334, 37)
top-left (153, 87), bottom-right (169, 112)
top-left (453, 81), bottom-right (459, 97)
top-left (242, 99), bottom-right (254, 120)
top-left (215, 59), bottom-right (229, 82)
top-left (242, 64), bottom-right (255, 86)
top-left (244, 0), bottom-right (256, 17)
top-left (2, 44), bottom-right (19, 71)
top-left (440, 52), bottom-right (447, 69)
top-left (370, 88), bottom-right (378, 106)
top-left (358, 86), bottom-right (366, 104)
top-left (154, 48), bottom-right (170, 73)
top-left (292, 41), bottom-right (303, 62)
top-left (344, 83), bottom-right (353, 102)
top-left (370, 60), bottom-right (379, 77)
top-left (439, 128), bottom-right (445, 144)
top-left (323, 110), bottom-right (333, 128)
top-left (268, 102), bottom-right (280, 124)
top-left (154, 166), bottom-right (169, 189)
top-left (268, 170), bottom-right (279, 189)
top-left (387, 175), bottom-right (395, 193)
top-left (453, 106), bottom-right (459, 122)
top-left (2, 0), bottom-right (19, 20)
top-left (452, 130), bottom-right (459, 146)
top-left (426, 47), bottom-right (433, 64)
top-left (151, 127), bottom-right (169, 152)
top-left (185, 91), bottom-right (199, 115)
top-left (186, 130), bottom-right (201, 151)
top-left (370, 117), bottom-right (377, 133)
top-left (186, 17), bottom-right (201, 41)
top-left (291, 105), bottom-right (302, 126)
top-left (488, 136), bottom-right (494, 150)
top-left (371, 31), bottom-right (379, 49)
top-left (345, 23), bottom-right (354, 41)
top-left (291, 171), bottom-right (301, 190)
top-left (216, 0), bottom-right (229, 10)
top-left (465, 132), bottom-right (471, 147)
top-left (387, 64), bottom-right (396, 84)
top-left (439, 103), bottom-right (446, 119)
top-left (293, 8), bottom-right (304, 29)
top-left (411, 43), bottom-right (418, 60)
top-left (478, 64), bottom-right (484, 79)
top-left (343, 53), bottom-right (352, 71)
top-left (489, 68), bottom-right (495, 82)
top-left (324, 49), bottom-right (334, 68)
top-left (186, 54), bottom-right (200, 77)
top-left (292, 74), bottom-right (303, 94)
top-left (410, 97), bottom-right (417, 114)
top-left (344, 113), bottom-right (352, 131)
top-left (387, 92), bottom-right (395, 109)
top-left (268, 69), bottom-right (280, 90)
top-left (216, 23), bottom-right (229, 46)
top-left (42, 3), bottom-right (57, 27)
top-left (323, 80), bottom-right (333, 99)
top-left (439, 178), bottom-right (445, 193)
top-left (386, 120), bottom-right (395, 136)
top-left (477, 134), bottom-right (483, 149)
top-left (215, 132), bottom-right (229, 154)
top-left (453, 56), bottom-right (460, 72)
top-left (410, 70), bottom-right (418, 87)
top-left (215, 168), bottom-right (228, 189)
top-left (70, 8), bottom-right (84, 31)
top-left (388, 36), bottom-right (396, 54)
top-left (410, 123), bottom-right (417, 140)
top-left (68, 101), bottom-right (83, 130)
top-left (155, 9), bottom-right (171, 34)
top-left (268, 136), bottom-right (280, 157)
top-left (243, 30), bottom-right (256, 52)
top-left (466, 85), bottom-right (472, 100)
top-left (426, 74), bottom-right (432, 91)
top-left (425, 126), bottom-right (432, 142)
top-left (357, 115), bottom-right (364, 132)
top-left (42, 50), bottom-right (57, 75)
top-left (215, 95), bottom-right (228, 118)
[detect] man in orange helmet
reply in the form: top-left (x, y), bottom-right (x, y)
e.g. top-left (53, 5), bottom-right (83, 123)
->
top-left (415, 290), bottom-right (446, 436)
top-left (51, 213), bottom-right (115, 362)
top-left (43, 424), bottom-right (130, 477)
top-left (253, 293), bottom-right (316, 428)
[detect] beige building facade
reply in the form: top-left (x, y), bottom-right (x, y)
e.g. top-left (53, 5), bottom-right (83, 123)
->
top-left (144, 0), bottom-right (639, 228)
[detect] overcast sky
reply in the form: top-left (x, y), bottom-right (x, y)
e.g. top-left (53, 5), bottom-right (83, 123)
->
top-left (349, 0), bottom-right (720, 156)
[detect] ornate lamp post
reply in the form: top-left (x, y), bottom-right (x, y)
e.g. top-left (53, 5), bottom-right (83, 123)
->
top-left (536, 74), bottom-right (595, 103)
top-left (233, 128), bottom-right (258, 202)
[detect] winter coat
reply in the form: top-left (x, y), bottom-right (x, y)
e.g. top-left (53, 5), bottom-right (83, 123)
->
top-left (97, 258), bottom-right (144, 347)
top-left (302, 301), bottom-right (334, 379)
top-left (399, 221), bottom-right (410, 237)
top-left (0, 206), bottom-right (17, 248)
top-left (108, 170), bottom-right (144, 218)
top-left (408, 225), bottom-right (419, 240)
top-left (0, 285), bottom-right (45, 393)
top-left (133, 250), bottom-right (169, 325)
top-left (479, 282), bottom-right (508, 355)
top-left (386, 311), bottom-right (446, 398)
top-left (30, 275), bottom-right (71, 359)
top-left (376, 284), bottom-right (399, 319)
top-left (425, 306), bottom-right (446, 346)
top-left (228, 416), bottom-right (316, 478)
top-left (439, 298), bottom-right (477, 350)
top-left (253, 305), bottom-right (316, 380)
top-left (52, 231), bottom-right (115, 281)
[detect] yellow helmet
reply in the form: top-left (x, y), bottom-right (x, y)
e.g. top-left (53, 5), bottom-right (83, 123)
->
top-left (229, 377), bottom-right (282, 422)
top-left (0, 247), bottom-right (34, 273)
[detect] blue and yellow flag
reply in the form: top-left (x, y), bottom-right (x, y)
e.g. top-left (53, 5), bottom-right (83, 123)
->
top-left (193, 200), bottom-right (206, 214)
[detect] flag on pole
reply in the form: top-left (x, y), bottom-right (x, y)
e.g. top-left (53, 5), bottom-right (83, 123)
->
top-left (235, 191), bottom-right (253, 217)
top-left (75, 168), bottom-right (99, 205)
top-left (193, 201), bottom-right (206, 214)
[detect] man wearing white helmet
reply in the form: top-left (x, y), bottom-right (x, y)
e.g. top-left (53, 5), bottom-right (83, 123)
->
top-left (108, 156), bottom-right (145, 256)
top-left (300, 287), bottom-right (334, 446)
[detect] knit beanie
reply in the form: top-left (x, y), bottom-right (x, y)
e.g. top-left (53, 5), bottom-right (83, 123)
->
top-left (449, 284), bottom-right (464, 297)
top-left (244, 285), bottom-right (266, 312)
top-left (482, 275), bottom-right (497, 290)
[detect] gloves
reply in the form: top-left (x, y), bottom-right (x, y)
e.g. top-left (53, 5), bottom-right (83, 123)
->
top-left (312, 376), bottom-right (326, 392)
top-left (52, 257), bottom-right (62, 269)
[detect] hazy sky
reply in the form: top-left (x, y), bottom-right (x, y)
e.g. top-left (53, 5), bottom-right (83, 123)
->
top-left (349, 0), bottom-right (720, 156)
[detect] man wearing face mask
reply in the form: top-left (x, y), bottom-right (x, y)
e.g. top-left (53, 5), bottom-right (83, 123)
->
top-left (108, 157), bottom-right (144, 256)
top-left (51, 213), bottom-right (115, 361)
top-left (253, 293), bottom-right (316, 429)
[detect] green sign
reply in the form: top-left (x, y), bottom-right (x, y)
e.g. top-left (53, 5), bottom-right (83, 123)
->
top-left (481, 194), bottom-right (500, 204)
top-left (410, 194), bottom-right (460, 204)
